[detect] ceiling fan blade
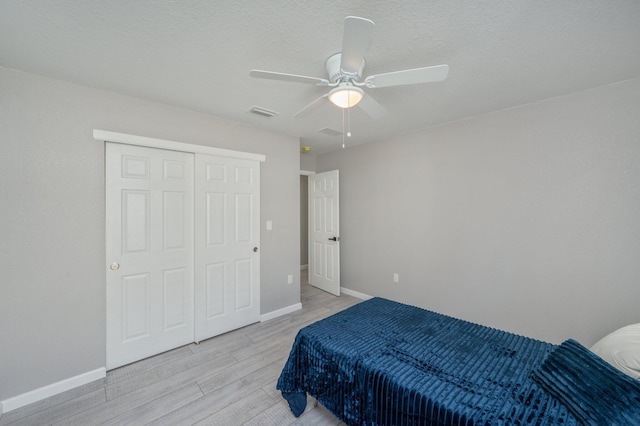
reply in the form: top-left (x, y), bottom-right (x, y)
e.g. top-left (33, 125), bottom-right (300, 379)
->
top-left (364, 64), bottom-right (449, 88)
top-left (357, 93), bottom-right (387, 119)
top-left (294, 94), bottom-right (329, 118)
top-left (340, 16), bottom-right (375, 75)
top-left (250, 70), bottom-right (329, 86)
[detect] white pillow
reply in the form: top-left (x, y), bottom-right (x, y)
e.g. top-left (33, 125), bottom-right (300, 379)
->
top-left (591, 323), bottom-right (640, 380)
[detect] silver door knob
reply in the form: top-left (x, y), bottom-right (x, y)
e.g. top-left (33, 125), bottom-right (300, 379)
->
top-left (110, 262), bottom-right (120, 271)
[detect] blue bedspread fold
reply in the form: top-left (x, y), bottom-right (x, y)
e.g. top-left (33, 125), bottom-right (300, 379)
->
top-left (531, 338), bottom-right (640, 425)
top-left (277, 297), bottom-right (584, 425)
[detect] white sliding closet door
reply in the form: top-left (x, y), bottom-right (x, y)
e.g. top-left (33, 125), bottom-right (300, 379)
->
top-left (195, 154), bottom-right (261, 342)
top-left (106, 143), bottom-right (194, 369)
top-left (102, 130), bottom-right (263, 369)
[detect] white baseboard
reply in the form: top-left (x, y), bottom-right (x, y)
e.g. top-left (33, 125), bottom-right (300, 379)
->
top-left (300, 264), bottom-right (308, 270)
top-left (0, 367), bottom-right (106, 414)
top-left (341, 287), bottom-right (373, 300)
top-left (260, 302), bottom-right (302, 322)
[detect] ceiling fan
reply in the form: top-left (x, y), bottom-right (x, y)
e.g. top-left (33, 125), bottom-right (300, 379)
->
top-left (250, 16), bottom-right (449, 119)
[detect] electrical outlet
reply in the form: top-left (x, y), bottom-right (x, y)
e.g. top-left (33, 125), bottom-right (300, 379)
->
top-left (393, 273), bottom-right (399, 283)
top-left (288, 274), bottom-right (293, 284)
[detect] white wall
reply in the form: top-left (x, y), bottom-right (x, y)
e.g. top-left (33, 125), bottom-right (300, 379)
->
top-left (0, 67), bottom-right (300, 401)
top-left (317, 77), bottom-right (640, 347)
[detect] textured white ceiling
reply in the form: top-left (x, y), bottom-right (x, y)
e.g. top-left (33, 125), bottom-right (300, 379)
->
top-left (2, 0), bottom-right (640, 154)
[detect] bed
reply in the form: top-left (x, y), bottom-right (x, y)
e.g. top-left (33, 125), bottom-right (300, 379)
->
top-left (277, 297), bottom-right (640, 425)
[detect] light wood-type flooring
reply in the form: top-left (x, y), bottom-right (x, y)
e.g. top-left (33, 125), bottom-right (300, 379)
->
top-left (0, 270), bottom-right (361, 425)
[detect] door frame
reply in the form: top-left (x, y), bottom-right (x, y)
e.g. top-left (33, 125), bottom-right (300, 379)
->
top-left (300, 170), bottom-right (314, 281)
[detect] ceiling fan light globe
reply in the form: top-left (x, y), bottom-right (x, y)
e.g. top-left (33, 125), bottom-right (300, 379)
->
top-left (328, 86), bottom-right (364, 108)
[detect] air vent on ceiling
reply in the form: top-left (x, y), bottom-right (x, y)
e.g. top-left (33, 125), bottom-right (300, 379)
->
top-left (248, 106), bottom-right (278, 118)
top-left (317, 127), bottom-right (343, 137)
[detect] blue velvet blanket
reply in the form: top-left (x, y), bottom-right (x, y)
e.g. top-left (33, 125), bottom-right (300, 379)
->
top-left (531, 339), bottom-right (640, 425)
top-left (277, 298), bottom-right (640, 425)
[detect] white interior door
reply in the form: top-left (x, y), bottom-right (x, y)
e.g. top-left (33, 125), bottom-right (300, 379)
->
top-left (106, 143), bottom-right (194, 369)
top-left (309, 170), bottom-right (340, 296)
top-left (194, 154), bottom-right (260, 342)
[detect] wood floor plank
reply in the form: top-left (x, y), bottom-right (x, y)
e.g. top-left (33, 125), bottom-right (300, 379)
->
top-left (241, 401), bottom-right (294, 426)
top-left (106, 345), bottom-right (193, 384)
top-left (227, 332), bottom-right (295, 363)
top-left (244, 306), bottom-right (332, 344)
top-left (105, 351), bottom-right (235, 400)
top-left (194, 389), bottom-right (274, 426)
top-left (260, 380), bottom-right (283, 402)
top-left (244, 395), bottom-right (320, 426)
top-left (197, 358), bottom-right (285, 396)
top-left (143, 389), bottom-right (220, 426)
top-left (0, 379), bottom-right (105, 425)
top-left (147, 359), bottom-right (283, 426)
top-left (98, 383), bottom-right (202, 426)
top-left (0, 389), bottom-right (105, 426)
top-left (188, 332), bottom-right (253, 355)
top-left (289, 403), bottom-right (344, 426)
top-left (53, 372), bottom-right (208, 426)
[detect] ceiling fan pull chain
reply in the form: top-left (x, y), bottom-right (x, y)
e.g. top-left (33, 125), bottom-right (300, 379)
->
top-left (347, 91), bottom-right (352, 139)
top-left (342, 107), bottom-right (346, 148)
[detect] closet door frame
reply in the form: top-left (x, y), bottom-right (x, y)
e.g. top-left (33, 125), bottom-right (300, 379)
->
top-left (96, 130), bottom-right (265, 369)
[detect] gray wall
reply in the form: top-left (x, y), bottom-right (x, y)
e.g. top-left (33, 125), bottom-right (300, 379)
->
top-left (300, 152), bottom-right (316, 172)
top-left (317, 77), bottom-right (640, 347)
top-left (0, 67), bottom-right (300, 400)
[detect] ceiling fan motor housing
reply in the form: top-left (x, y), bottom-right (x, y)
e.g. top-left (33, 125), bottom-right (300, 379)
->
top-left (325, 52), bottom-right (365, 84)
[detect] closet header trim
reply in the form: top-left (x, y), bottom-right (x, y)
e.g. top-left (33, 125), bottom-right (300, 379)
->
top-left (93, 129), bottom-right (266, 162)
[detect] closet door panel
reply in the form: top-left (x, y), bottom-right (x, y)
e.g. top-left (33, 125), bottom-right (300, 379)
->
top-left (106, 143), bottom-right (194, 370)
top-left (195, 155), bottom-right (260, 342)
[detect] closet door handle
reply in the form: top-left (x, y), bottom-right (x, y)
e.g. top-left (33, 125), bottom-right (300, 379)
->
top-left (109, 262), bottom-right (120, 271)
top-left (253, 247), bottom-right (259, 253)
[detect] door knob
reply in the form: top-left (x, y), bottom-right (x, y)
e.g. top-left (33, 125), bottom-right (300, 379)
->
top-left (109, 262), bottom-right (120, 271)
top-left (253, 247), bottom-right (259, 252)
top-left (328, 237), bottom-right (339, 241)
